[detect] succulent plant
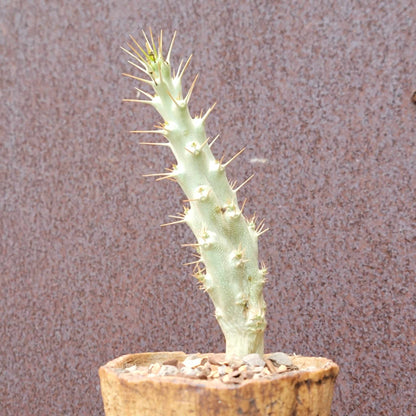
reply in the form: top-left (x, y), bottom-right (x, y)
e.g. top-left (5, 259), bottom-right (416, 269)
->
top-left (122, 30), bottom-right (268, 358)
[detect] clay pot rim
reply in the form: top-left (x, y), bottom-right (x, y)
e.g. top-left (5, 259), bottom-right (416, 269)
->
top-left (100, 351), bottom-right (339, 390)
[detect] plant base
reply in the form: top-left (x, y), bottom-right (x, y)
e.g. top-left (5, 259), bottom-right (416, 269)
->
top-left (99, 351), bottom-right (339, 416)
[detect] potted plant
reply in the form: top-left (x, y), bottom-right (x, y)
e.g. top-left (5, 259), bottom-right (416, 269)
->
top-left (99, 29), bottom-right (339, 416)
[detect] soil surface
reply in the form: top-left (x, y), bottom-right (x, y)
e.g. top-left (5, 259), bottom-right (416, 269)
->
top-left (119, 352), bottom-right (300, 384)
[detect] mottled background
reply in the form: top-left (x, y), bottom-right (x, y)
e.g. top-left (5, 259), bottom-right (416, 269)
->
top-left (1, 0), bottom-right (415, 414)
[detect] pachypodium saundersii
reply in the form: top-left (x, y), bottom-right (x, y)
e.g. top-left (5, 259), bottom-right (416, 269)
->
top-left (122, 30), bottom-right (268, 358)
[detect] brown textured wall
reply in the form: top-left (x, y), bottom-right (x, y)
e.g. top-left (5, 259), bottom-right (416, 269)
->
top-left (1, 1), bottom-right (415, 415)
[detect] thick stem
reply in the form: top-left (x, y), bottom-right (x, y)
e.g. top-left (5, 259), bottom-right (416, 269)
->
top-left (124, 33), bottom-right (268, 359)
top-left (224, 329), bottom-right (265, 358)
top-left (216, 312), bottom-right (266, 357)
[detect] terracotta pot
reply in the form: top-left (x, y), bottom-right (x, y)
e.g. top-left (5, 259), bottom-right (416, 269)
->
top-left (99, 351), bottom-right (339, 416)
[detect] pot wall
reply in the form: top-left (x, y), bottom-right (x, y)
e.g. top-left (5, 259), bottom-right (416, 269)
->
top-left (99, 352), bottom-right (339, 416)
